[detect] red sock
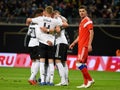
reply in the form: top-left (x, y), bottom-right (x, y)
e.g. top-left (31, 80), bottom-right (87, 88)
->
top-left (81, 68), bottom-right (88, 85)
top-left (81, 67), bottom-right (92, 81)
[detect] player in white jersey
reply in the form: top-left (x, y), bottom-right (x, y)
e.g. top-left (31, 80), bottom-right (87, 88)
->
top-left (25, 8), bottom-right (44, 85)
top-left (26, 6), bottom-right (63, 86)
top-left (53, 10), bottom-right (69, 86)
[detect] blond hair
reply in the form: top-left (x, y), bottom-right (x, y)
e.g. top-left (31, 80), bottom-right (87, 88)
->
top-left (45, 6), bottom-right (53, 15)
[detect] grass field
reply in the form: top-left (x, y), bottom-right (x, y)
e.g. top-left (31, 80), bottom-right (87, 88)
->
top-left (0, 67), bottom-right (120, 90)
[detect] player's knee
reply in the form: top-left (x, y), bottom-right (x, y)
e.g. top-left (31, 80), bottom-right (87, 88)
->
top-left (76, 63), bottom-right (87, 70)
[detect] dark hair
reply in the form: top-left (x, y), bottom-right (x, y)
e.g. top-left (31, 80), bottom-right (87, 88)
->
top-left (79, 5), bottom-right (87, 11)
top-left (34, 8), bottom-right (44, 16)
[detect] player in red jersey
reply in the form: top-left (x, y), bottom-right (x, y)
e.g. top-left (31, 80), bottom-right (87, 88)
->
top-left (69, 5), bottom-right (94, 88)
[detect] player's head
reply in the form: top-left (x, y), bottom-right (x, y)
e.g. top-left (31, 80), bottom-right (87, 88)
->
top-left (53, 10), bottom-right (60, 18)
top-left (79, 5), bottom-right (88, 19)
top-left (54, 10), bottom-right (60, 15)
top-left (33, 8), bottom-right (44, 17)
top-left (54, 10), bottom-right (67, 22)
top-left (45, 6), bottom-right (53, 15)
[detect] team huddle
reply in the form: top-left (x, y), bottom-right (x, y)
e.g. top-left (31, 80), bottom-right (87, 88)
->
top-left (25, 6), bottom-right (69, 86)
top-left (25, 5), bottom-right (95, 88)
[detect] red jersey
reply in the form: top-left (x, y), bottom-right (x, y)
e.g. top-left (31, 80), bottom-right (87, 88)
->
top-left (78, 16), bottom-right (93, 54)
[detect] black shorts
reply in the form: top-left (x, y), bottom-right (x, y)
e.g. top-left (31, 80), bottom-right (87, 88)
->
top-left (38, 42), bottom-right (55, 59)
top-left (55, 43), bottom-right (68, 61)
top-left (28, 46), bottom-right (40, 60)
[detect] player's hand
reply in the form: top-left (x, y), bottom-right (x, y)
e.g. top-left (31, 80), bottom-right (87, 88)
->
top-left (69, 43), bottom-right (75, 49)
top-left (77, 54), bottom-right (86, 63)
top-left (55, 26), bottom-right (61, 33)
top-left (47, 41), bottom-right (53, 46)
top-left (88, 44), bottom-right (92, 52)
top-left (40, 27), bottom-right (47, 32)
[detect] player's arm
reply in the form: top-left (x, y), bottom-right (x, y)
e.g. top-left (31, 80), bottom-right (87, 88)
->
top-left (26, 18), bottom-right (32, 26)
top-left (69, 36), bottom-right (79, 49)
top-left (61, 20), bottom-right (68, 28)
top-left (55, 25), bottom-right (61, 33)
top-left (88, 29), bottom-right (94, 52)
top-left (26, 17), bottom-right (40, 26)
top-left (40, 26), bottom-right (61, 33)
top-left (60, 16), bottom-right (69, 28)
top-left (40, 27), bottom-right (54, 33)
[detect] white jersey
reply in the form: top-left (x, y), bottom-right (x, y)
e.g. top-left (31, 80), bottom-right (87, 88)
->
top-left (55, 17), bottom-right (68, 45)
top-left (31, 16), bottom-right (63, 45)
top-left (27, 23), bottom-right (40, 47)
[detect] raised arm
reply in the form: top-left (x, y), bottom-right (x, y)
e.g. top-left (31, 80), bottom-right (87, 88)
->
top-left (26, 18), bottom-right (32, 26)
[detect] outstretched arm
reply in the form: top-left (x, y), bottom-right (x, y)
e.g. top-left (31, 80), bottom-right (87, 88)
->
top-left (69, 36), bottom-right (79, 49)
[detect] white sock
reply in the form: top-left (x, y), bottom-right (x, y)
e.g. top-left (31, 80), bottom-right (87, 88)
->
top-left (31, 61), bottom-right (35, 74)
top-left (33, 60), bottom-right (40, 80)
top-left (49, 63), bottom-right (54, 83)
top-left (45, 65), bottom-right (50, 83)
top-left (40, 62), bottom-right (45, 83)
top-left (29, 60), bottom-right (40, 80)
top-left (29, 61), bottom-right (35, 80)
top-left (64, 63), bottom-right (69, 83)
top-left (56, 62), bottom-right (66, 84)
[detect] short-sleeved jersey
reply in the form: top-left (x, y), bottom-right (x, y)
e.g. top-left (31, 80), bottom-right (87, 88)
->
top-left (78, 16), bottom-right (93, 54)
top-left (31, 16), bottom-right (63, 45)
top-left (55, 17), bottom-right (68, 45)
top-left (27, 23), bottom-right (40, 47)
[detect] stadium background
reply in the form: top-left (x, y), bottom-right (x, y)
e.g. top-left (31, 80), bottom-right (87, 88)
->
top-left (0, 24), bottom-right (120, 56)
top-left (0, 0), bottom-right (120, 71)
top-left (0, 2), bottom-right (120, 90)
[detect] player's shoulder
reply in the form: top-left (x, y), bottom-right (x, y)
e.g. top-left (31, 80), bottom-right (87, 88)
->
top-left (82, 17), bottom-right (93, 25)
top-left (32, 16), bottom-right (43, 21)
top-left (85, 16), bottom-right (92, 22)
top-left (42, 16), bottom-right (54, 22)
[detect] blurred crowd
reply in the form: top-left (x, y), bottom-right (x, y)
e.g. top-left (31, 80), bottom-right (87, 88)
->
top-left (0, 0), bottom-right (120, 24)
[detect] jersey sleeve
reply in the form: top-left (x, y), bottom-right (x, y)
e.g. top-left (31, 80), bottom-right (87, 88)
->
top-left (55, 17), bottom-right (63, 26)
top-left (87, 23), bottom-right (93, 30)
top-left (85, 20), bottom-right (93, 30)
top-left (32, 16), bottom-right (41, 23)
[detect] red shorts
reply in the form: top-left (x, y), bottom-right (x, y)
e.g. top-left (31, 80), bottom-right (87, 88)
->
top-left (77, 47), bottom-right (88, 63)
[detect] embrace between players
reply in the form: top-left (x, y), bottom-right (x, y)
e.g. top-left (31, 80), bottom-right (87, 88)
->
top-left (25, 5), bottom-right (94, 88)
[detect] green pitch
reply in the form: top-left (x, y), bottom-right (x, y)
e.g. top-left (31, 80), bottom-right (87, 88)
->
top-left (0, 67), bottom-right (120, 90)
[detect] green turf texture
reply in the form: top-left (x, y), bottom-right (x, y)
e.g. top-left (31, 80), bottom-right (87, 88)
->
top-left (0, 67), bottom-right (120, 90)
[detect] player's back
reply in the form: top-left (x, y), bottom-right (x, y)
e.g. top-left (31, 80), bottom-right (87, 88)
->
top-left (27, 22), bottom-right (39, 47)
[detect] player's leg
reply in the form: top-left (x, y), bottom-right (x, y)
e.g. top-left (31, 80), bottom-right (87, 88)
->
top-left (38, 43), bottom-right (46, 85)
top-left (33, 59), bottom-right (40, 80)
top-left (55, 44), bottom-right (68, 86)
top-left (76, 47), bottom-right (94, 88)
top-left (32, 46), bottom-right (40, 81)
top-left (28, 60), bottom-right (37, 85)
top-left (62, 61), bottom-right (69, 85)
top-left (62, 44), bottom-right (69, 85)
top-left (55, 59), bottom-right (66, 86)
top-left (48, 59), bottom-right (54, 85)
top-left (47, 45), bottom-right (55, 86)
top-left (45, 58), bottom-right (50, 84)
top-left (28, 47), bottom-right (38, 85)
top-left (39, 58), bottom-right (46, 85)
